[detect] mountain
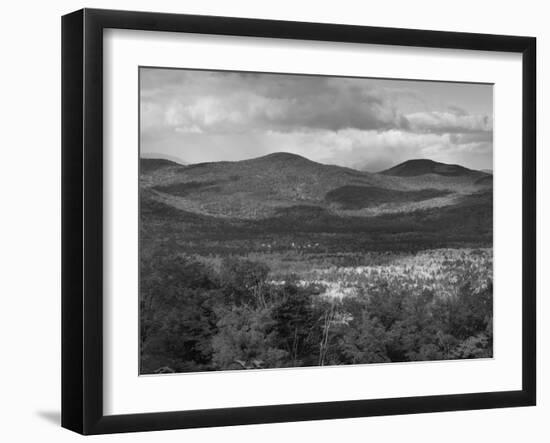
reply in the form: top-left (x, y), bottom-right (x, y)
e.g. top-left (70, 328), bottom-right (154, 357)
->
top-left (140, 158), bottom-right (188, 189)
top-left (140, 158), bottom-right (183, 173)
top-left (140, 152), bottom-right (493, 253)
top-left (475, 175), bottom-right (493, 186)
top-left (140, 153), bottom-right (186, 165)
top-left (140, 153), bottom-right (491, 220)
top-left (142, 152), bottom-right (400, 218)
top-left (381, 159), bottom-right (485, 178)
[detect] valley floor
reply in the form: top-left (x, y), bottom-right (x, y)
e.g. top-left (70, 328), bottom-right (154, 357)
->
top-left (140, 246), bottom-right (493, 374)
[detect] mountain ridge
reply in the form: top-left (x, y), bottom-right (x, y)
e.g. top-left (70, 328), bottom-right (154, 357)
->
top-left (142, 153), bottom-right (486, 179)
top-left (140, 152), bottom-right (491, 220)
top-left (380, 159), bottom-right (487, 178)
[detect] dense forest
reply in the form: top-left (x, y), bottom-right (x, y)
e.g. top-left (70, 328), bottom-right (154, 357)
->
top-left (140, 252), bottom-right (492, 374)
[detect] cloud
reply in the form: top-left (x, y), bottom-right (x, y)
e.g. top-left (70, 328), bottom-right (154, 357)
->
top-left (143, 128), bottom-right (492, 172)
top-left (449, 132), bottom-right (493, 144)
top-left (259, 129), bottom-right (492, 171)
top-left (405, 111), bottom-right (492, 134)
top-left (447, 105), bottom-right (468, 116)
top-left (140, 68), bottom-right (493, 170)
top-left (141, 70), bottom-right (409, 135)
top-left (141, 70), bottom-right (492, 138)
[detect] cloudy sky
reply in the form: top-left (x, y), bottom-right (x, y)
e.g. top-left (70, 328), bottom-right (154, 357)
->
top-left (140, 68), bottom-right (493, 171)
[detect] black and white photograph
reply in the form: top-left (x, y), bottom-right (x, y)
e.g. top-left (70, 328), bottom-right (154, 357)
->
top-left (139, 68), bottom-right (494, 375)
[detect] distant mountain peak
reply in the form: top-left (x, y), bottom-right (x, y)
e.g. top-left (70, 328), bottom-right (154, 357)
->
top-left (140, 157), bottom-right (185, 173)
top-left (142, 152), bottom-right (492, 220)
top-left (249, 152), bottom-right (314, 164)
top-left (140, 153), bottom-right (186, 165)
top-left (380, 159), bottom-right (481, 177)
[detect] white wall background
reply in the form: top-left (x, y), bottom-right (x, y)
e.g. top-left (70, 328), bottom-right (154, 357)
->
top-left (0, 0), bottom-right (546, 441)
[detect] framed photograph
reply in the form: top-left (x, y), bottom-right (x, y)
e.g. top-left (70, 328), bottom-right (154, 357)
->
top-left (62, 8), bottom-right (536, 435)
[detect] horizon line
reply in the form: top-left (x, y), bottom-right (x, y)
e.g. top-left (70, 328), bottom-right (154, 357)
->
top-left (140, 151), bottom-right (488, 174)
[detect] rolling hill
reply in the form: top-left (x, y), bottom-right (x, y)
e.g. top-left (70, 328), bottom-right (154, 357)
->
top-left (141, 153), bottom-right (490, 219)
top-left (140, 153), bottom-right (493, 253)
top-left (380, 159), bottom-right (486, 177)
top-left (140, 158), bottom-right (183, 173)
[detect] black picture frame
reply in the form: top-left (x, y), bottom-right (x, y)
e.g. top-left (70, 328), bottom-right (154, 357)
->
top-left (62, 8), bottom-right (536, 435)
